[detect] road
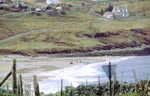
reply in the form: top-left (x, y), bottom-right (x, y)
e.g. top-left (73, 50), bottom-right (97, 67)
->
top-left (0, 24), bottom-right (68, 43)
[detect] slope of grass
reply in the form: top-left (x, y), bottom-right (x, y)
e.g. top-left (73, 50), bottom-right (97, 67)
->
top-left (127, 0), bottom-right (150, 15)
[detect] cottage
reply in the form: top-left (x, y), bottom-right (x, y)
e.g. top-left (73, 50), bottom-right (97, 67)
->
top-left (103, 12), bottom-right (114, 19)
top-left (36, 0), bottom-right (60, 5)
top-left (112, 5), bottom-right (129, 18)
top-left (46, 0), bottom-right (60, 5)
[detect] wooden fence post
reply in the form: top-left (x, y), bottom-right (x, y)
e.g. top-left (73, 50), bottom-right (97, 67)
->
top-left (18, 74), bottom-right (23, 96)
top-left (98, 76), bottom-right (100, 87)
top-left (133, 70), bottom-right (137, 92)
top-left (33, 75), bottom-right (40, 96)
top-left (86, 79), bottom-right (88, 86)
top-left (98, 76), bottom-right (101, 96)
top-left (133, 70), bottom-right (137, 82)
top-left (28, 84), bottom-right (32, 96)
top-left (0, 71), bottom-right (12, 87)
top-left (12, 59), bottom-right (17, 94)
top-left (18, 77), bottom-right (20, 95)
top-left (6, 84), bottom-right (9, 94)
top-left (109, 62), bottom-right (112, 96)
top-left (61, 79), bottom-right (63, 96)
top-left (25, 83), bottom-right (29, 96)
top-left (119, 72), bottom-right (124, 94)
top-left (113, 72), bottom-right (116, 96)
top-left (70, 81), bottom-right (73, 96)
top-left (85, 79), bottom-right (88, 95)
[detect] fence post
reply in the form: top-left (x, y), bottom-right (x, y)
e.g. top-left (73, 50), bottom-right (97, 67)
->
top-left (86, 79), bottom-right (88, 86)
top-left (18, 74), bottom-right (23, 96)
top-left (70, 81), bottom-right (73, 96)
top-left (12, 59), bottom-right (17, 94)
top-left (33, 75), bottom-right (40, 96)
top-left (18, 77), bottom-right (20, 95)
top-left (25, 83), bottom-right (29, 96)
top-left (28, 84), bottom-right (32, 96)
top-left (0, 71), bottom-right (12, 87)
top-left (113, 72), bottom-right (116, 96)
top-left (98, 76), bottom-right (101, 96)
top-left (119, 72), bottom-right (124, 94)
top-left (85, 79), bottom-right (88, 95)
top-left (133, 70), bottom-right (137, 92)
top-left (133, 70), bottom-right (137, 82)
top-left (61, 79), bottom-right (63, 96)
top-left (98, 76), bottom-right (100, 88)
top-left (109, 62), bottom-right (112, 96)
top-left (6, 84), bottom-right (9, 94)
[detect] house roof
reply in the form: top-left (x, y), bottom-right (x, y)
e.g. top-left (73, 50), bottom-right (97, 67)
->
top-left (103, 12), bottom-right (114, 18)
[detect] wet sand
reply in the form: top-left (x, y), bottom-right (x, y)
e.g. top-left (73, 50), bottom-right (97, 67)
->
top-left (0, 55), bottom-right (120, 74)
top-left (0, 55), bottom-right (121, 92)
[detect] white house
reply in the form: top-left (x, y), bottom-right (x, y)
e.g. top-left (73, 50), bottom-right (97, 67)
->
top-left (112, 5), bottom-right (129, 18)
top-left (46, 0), bottom-right (60, 5)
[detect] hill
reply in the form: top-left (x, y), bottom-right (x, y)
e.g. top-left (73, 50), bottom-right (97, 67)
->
top-left (0, 0), bottom-right (150, 55)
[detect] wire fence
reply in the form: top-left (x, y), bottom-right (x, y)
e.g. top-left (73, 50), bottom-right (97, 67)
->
top-left (0, 59), bottom-right (150, 96)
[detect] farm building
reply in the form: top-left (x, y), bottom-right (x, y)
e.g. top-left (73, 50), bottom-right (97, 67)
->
top-left (112, 5), bottom-right (129, 18)
top-left (103, 12), bottom-right (114, 19)
top-left (36, 0), bottom-right (60, 5)
top-left (46, 0), bottom-right (60, 5)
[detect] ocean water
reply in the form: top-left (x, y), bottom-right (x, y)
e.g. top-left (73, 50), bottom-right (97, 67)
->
top-left (38, 56), bottom-right (150, 93)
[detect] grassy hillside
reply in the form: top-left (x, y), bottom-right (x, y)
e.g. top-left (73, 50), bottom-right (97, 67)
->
top-left (0, 0), bottom-right (150, 55)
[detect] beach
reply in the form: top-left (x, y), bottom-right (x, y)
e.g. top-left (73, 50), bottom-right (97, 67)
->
top-left (0, 55), bottom-right (121, 74)
top-left (0, 55), bottom-right (150, 94)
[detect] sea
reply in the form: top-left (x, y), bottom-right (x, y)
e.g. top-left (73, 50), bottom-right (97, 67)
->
top-left (0, 55), bottom-right (150, 94)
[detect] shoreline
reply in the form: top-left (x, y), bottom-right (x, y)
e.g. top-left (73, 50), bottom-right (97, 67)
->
top-left (0, 55), bottom-right (150, 94)
top-left (0, 45), bottom-right (150, 57)
top-left (0, 55), bottom-right (122, 82)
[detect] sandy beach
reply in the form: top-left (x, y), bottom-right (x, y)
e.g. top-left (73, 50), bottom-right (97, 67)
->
top-left (0, 55), bottom-right (121, 74)
top-left (0, 55), bottom-right (121, 83)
